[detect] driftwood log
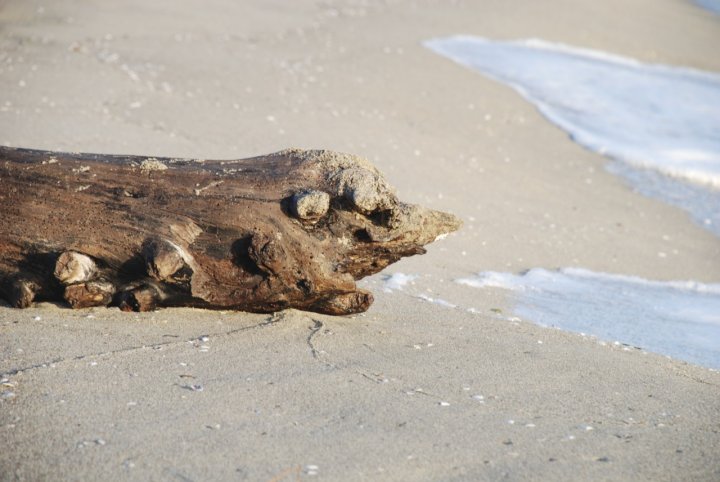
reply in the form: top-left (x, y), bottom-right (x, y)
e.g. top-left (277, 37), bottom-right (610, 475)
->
top-left (0, 147), bottom-right (460, 315)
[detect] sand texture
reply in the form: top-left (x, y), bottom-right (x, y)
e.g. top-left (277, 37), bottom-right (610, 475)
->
top-left (1, 0), bottom-right (719, 480)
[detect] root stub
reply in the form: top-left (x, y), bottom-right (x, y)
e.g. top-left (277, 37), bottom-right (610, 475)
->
top-left (117, 283), bottom-right (162, 312)
top-left (54, 251), bottom-right (97, 285)
top-left (64, 281), bottom-right (115, 309)
top-left (0, 146), bottom-right (461, 315)
top-left (7, 278), bottom-right (40, 309)
top-left (310, 291), bottom-right (374, 316)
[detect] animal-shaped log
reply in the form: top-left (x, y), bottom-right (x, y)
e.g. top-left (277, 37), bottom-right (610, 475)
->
top-left (0, 147), bottom-right (461, 315)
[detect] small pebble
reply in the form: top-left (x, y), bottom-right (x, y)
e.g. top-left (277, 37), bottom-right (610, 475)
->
top-left (439, 401), bottom-right (450, 407)
top-left (188, 384), bottom-right (203, 392)
top-left (199, 336), bottom-right (209, 342)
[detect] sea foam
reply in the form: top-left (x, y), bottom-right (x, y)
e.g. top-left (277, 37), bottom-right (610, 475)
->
top-left (382, 273), bottom-right (417, 292)
top-left (425, 37), bottom-right (720, 234)
top-left (457, 268), bottom-right (720, 369)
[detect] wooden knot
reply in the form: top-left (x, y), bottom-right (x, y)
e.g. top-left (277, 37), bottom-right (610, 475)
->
top-left (311, 290), bottom-right (374, 315)
top-left (291, 190), bottom-right (330, 221)
top-left (117, 282), bottom-right (163, 312)
top-left (248, 234), bottom-right (287, 275)
top-left (142, 238), bottom-right (192, 285)
top-left (334, 167), bottom-right (395, 215)
top-left (54, 251), bottom-right (97, 284)
top-left (64, 281), bottom-right (115, 309)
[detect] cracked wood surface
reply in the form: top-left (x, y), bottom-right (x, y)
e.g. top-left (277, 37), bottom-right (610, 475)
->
top-left (0, 147), bottom-right (460, 315)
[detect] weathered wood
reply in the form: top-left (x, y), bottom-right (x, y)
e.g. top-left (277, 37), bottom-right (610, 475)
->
top-left (6, 276), bottom-right (40, 309)
top-left (64, 280), bottom-right (115, 309)
top-left (54, 251), bottom-right (97, 285)
top-left (117, 281), bottom-right (163, 312)
top-left (0, 146), bottom-right (461, 315)
top-left (291, 190), bottom-right (330, 222)
top-left (142, 238), bottom-right (191, 285)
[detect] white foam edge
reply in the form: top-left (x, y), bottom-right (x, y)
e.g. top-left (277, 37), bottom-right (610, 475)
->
top-left (456, 267), bottom-right (720, 295)
top-left (423, 36), bottom-right (720, 189)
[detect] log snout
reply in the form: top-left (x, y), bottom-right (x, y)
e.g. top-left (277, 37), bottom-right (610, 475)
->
top-left (0, 147), bottom-right (461, 315)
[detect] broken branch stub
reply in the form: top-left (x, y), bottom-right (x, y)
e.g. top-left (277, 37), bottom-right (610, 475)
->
top-left (54, 251), bottom-right (97, 284)
top-left (64, 281), bottom-right (115, 309)
top-left (0, 147), bottom-right (461, 315)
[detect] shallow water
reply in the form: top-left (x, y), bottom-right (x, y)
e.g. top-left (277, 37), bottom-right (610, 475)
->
top-left (457, 268), bottom-right (720, 369)
top-left (696, 0), bottom-right (720, 14)
top-left (425, 36), bottom-right (720, 235)
top-left (607, 160), bottom-right (720, 236)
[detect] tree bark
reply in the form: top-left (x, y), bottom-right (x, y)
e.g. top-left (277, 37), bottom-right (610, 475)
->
top-left (0, 146), bottom-right (460, 315)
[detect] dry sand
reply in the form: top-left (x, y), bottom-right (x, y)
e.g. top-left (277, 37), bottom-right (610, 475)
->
top-left (1, 0), bottom-right (719, 480)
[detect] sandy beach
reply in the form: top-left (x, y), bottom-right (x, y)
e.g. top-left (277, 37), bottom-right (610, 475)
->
top-left (1, 0), bottom-right (719, 480)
